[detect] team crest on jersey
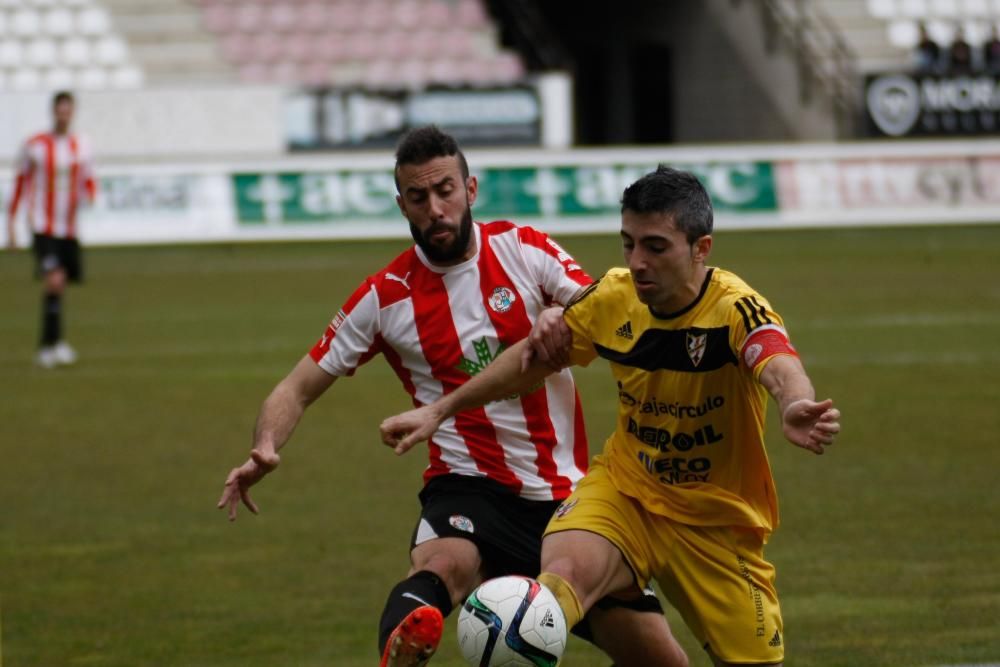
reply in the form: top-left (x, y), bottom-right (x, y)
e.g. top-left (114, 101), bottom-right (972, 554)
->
top-left (488, 286), bottom-right (517, 313)
top-left (554, 499), bottom-right (578, 519)
top-left (686, 331), bottom-right (707, 367)
top-left (449, 515), bottom-right (475, 533)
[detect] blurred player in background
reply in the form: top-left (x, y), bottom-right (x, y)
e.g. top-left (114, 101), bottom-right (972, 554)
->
top-left (217, 127), bottom-right (687, 667)
top-left (6, 91), bottom-right (97, 369)
top-left (381, 165), bottom-right (841, 667)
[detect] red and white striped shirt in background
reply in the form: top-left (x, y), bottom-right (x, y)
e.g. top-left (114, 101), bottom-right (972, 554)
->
top-left (8, 132), bottom-right (96, 240)
top-left (310, 221), bottom-right (592, 501)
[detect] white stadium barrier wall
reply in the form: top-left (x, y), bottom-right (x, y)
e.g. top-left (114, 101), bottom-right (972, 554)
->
top-left (2, 140), bottom-right (999, 247)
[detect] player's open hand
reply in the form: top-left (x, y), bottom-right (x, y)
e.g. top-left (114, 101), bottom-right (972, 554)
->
top-left (380, 405), bottom-right (445, 456)
top-left (781, 398), bottom-right (840, 454)
top-left (216, 446), bottom-right (281, 521)
top-left (521, 306), bottom-right (571, 372)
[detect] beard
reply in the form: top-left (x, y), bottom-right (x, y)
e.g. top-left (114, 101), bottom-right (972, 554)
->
top-left (410, 206), bottom-right (474, 263)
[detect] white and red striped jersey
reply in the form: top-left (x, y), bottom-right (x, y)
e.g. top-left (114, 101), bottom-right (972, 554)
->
top-left (8, 132), bottom-right (96, 240)
top-left (310, 221), bottom-right (592, 501)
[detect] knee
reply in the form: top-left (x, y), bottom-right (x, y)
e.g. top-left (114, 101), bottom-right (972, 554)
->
top-left (44, 270), bottom-right (66, 294)
top-left (412, 550), bottom-right (479, 605)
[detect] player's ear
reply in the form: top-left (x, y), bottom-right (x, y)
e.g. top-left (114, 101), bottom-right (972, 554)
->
top-left (692, 235), bottom-right (712, 262)
top-left (465, 175), bottom-right (478, 206)
top-left (395, 193), bottom-right (406, 218)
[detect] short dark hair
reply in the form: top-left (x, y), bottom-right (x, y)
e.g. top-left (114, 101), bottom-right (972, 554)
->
top-left (52, 91), bottom-right (75, 108)
top-left (620, 165), bottom-right (713, 243)
top-left (394, 125), bottom-right (469, 191)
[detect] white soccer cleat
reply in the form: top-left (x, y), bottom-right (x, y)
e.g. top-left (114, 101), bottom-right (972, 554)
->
top-left (53, 341), bottom-right (78, 366)
top-left (36, 346), bottom-right (59, 369)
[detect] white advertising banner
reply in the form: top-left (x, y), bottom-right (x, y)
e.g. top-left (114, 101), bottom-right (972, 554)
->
top-left (2, 140), bottom-right (998, 247)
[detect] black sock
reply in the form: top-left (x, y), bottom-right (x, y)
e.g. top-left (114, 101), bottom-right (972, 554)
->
top-left (377, 570), bottom-right (453, 656)
top-left (41, 293), bottom-right (62, 346)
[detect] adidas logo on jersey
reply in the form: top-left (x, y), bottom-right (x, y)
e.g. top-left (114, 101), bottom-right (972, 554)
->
top-left (540, 609), bottom-right (555, 628)
top-left (615, 321), bottom-right (634, 340)
top-left (768, 630), bottom-right (782, 647)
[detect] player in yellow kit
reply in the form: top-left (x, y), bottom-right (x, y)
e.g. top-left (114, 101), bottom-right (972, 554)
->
top-left (381, 166), bottom-right (841, 666)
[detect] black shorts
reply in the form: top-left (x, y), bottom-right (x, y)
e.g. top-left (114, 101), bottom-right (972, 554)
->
top-left (412, 474), bottom-right (558, 580)
top-left (33, 234), bottom-right (83, 282)
top-left (411, 474), bottom-right (663, 640)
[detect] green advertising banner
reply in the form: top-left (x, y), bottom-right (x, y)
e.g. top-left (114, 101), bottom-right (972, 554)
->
top-left (233, 162), bottom-right (776, 225)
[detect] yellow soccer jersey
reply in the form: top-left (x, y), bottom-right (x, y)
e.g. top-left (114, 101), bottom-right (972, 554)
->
top-left (564, 267), bottom-right (797, 536)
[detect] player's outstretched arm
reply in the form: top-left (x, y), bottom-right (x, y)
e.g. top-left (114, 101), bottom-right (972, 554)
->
top-left (758, 354), bottom-right (840, 454)
top-left (217, 355), bottom-right (336, 520)
top-left (381, 338), bottom-right (555, 455)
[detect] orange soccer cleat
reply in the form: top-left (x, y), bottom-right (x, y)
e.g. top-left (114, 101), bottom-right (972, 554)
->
top-left (379, 605), bottom-right (444, 667)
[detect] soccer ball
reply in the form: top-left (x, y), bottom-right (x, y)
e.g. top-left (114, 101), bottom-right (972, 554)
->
top-left (457, 575), bottom-right (567, 667)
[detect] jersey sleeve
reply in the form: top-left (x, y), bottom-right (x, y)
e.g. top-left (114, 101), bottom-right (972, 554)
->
top-left (516, 226), bottom-right (592, 305)
top-left (308, 279), bottom-right (382, 376)
top-left (728, 292), bottom-right (798, 380)
top-left (7, 141), bottom-right (34, 219)
top-left (561, 279), bottom-right (602, 368)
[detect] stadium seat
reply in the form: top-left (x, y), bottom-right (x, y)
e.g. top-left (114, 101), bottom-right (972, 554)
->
top-left (311, 36), bottom-right (347, 64)
top-left (0, 39), bottom-right (23, 67)
top-left (456, 0), bottom-right (489, 29)
top-left (238, 62), bottom-right (269, 83)
top-left (962, 0), bottom-right (991, 16)
top-left (10, 67), bottom-right (41, 90)
top-left (282, 33), bottom-right (313, 62)
top-left (929, 0), bottom-right (960, 16)
top-left (427, 58), bottom-right (461, 84)
top-left (898, 0), bottom-right (929, 16)
top-left (95, 35), bottom-right (127, 66)
top-left (234, 4), bottom-right (266, 32)
top-left (43, 7), bottom-right (75, 37)
top-left (77, 6), bottom-right (110, 36)
top-left (12, 8), bottom-right (43, 37)
top-left (439, 30), bottom-right (473, 58)
top-left (393, 0), bottom-right (421, 27)
top-left (926, 19), bottom-right (955, 43)
top-left (360, 2), bottom-right (391, 29)
top-left (60, 36), bottom-right (91, 66)
top-left (252, 32), bottom-right (283, 63)
top-left (26, 37), bottom-right (58, 67)
top-left (43, 65), bottom-right (74, 88)
top-left (298, 2), bottom-right (329, 31)
top-left (423, 0), bottom-right (452, 24)
top-left (887, 19), bottom-right (921, 47)
top-left (220, 33), bottom-right (251, 62)
top-left (327, 2), bottom-right (362, 32)
top-left (300, 60), bottom-right (330, 87)
top-left (77, 64), bottom-right (108, 88)
top-left (492, 51), bottom-right (525, 82)
top-left (963, 18), bottom-right (990, 42)
top-left (267, 3), bottom-right (299, 32)
top-left (189, 0), bottom-right (524, 88)
top-left (203, 5), bottom-right (235, 33)
top-left (867, 0), bottom-right (898, 19)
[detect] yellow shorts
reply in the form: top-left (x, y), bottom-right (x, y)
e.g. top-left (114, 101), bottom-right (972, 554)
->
top-left (545, 459), bottom-right (784, 664)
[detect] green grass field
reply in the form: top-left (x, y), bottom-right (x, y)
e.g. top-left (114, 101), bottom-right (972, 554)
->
top-left (1, 225), bottom-right (998, 666)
